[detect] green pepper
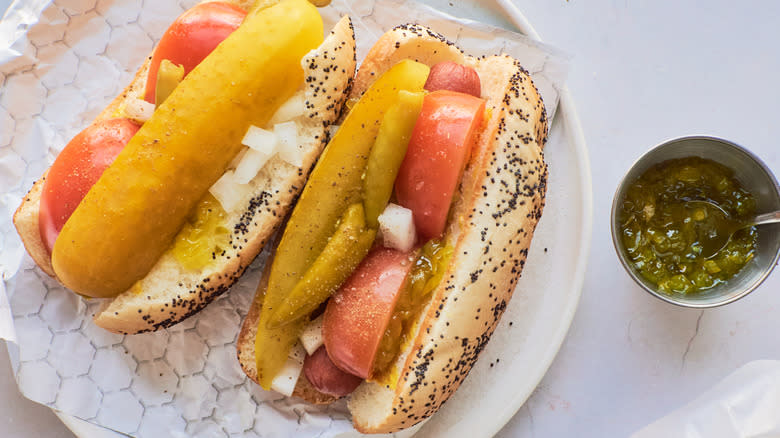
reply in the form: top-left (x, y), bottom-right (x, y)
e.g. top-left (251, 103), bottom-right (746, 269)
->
top-left (155, 59), bottom-right (184, 107)
top-left (363, 90), bottom-right (425, 228)
top-left (266, 203), bottom-right (376, 328)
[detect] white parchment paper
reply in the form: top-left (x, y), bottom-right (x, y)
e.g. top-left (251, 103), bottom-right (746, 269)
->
top-left (0, 0), bottom-right (568, 436)
top-left (632, 361), bottom-right (780, 438)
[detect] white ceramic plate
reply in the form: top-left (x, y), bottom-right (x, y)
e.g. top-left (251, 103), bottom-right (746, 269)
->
top-left (55, 3), bottom-right (592, 437)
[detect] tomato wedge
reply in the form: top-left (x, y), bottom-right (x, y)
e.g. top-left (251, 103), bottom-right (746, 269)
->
top-left (394, 90), bottom-right (485, 239)
top-left (39, 118), bottom-right (139, 254)
top-left (144, 2), bottom-right (246, 104)
top-left (322, 248), bottom-right (415, 379)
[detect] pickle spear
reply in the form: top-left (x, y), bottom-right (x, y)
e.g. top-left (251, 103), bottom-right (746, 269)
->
top-left (267, 203), bottom-right (376, 328)
top-left (254, 60), bottom-right (431, 389)
top-left (52, 0), bottom-right (324, 298)
top-left (363, 90), bottom-right (425, 228)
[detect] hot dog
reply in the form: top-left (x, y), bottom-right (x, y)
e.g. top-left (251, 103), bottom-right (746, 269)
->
top-left (237, 23), bottom-right (548, 433)
top-left (12, 0), bottom-right (356, 334)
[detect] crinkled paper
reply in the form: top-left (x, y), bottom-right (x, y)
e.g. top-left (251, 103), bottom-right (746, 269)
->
top-left (0, 0), bottom-right (567, 436)
top-left (632, 361), bottom-right (780, 438)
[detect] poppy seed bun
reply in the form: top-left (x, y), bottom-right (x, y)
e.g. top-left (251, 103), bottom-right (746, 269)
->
top-left (12, 4), bottom-right (356, 334)
top-left (237, 23), bottom-right (548, 434)
top-left (236, 240), bottom-right (339, 404)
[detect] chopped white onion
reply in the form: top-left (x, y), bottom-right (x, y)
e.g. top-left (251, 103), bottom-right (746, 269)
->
top-left (378, 203), bottom-right (417, 252)
top-left (209, 170), bottom-right (249, 212)
top-left (274, 121), bottom-right (302, 167)
top-left (327, 124), bottom-right (340, 139)
top-left (229, 147), bottom-right (248, 170)
top-left (269, 342), bottom-right (307, 396)
top-left (288, 342), bottom-right (307, 365)
top-left (299, 315), bottom-right (324, 356)
top-left (212, 119), bottom-right (303, 212)
top-left (241, 125), bottom-right (278, 155)
top-left (233, 148), bottom-right (271, 184)
top-left (270, 356), bottom-right (303, 397)
top-left (124, 99), bottom-right (155, 123)
top-left (269, 91), bottom-right (306, 125)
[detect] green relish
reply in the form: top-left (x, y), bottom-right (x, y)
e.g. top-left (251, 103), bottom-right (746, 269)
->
top-left (619, 157), bottom-right (757, 294)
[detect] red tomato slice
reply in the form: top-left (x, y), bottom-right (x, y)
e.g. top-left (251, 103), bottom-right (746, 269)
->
top-left (394, 90), bottom-right (486, 239)
top-left (144, 2), bottom-right (246, 104)
top-left (322, 248), bottom-right (415, 379)
top-left (39, 118), bottom-right (140, 254)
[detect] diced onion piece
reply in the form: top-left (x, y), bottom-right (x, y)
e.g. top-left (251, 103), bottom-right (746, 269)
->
top-left (269, 91), bottom-right (306, 125)
top-left (378, 203), bottom-right (417, 252)
top-left (124, 99), bottom-right (155, 123)
top-left (229, 147), bottom-right (248, 170)
top-left (233, 148), bottom-right (271, 184)
top-left (274, 121), bottom-right (303, 167)
top-left (209, 170), bottom-right (248, 212)
top-left (299, 315), bottom-right (324, 356)
top-left (270, 342), bottom-right (307, 396)
top-left (327, 124), bottom-right (340, 139)
top-left (288, 342), bottom-right (307, 365)
top-left (270, 356), bottom-right (303, 397)
top-left (241, 125), bottom-right (278, 155)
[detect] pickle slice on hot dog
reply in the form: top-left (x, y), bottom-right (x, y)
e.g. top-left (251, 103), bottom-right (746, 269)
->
top-left (52, 0), bottom-right (323, 298)
top-left (13, 1), bottom-right (358, 334)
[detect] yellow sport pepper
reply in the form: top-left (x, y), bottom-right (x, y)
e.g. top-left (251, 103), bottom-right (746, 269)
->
top-left (363, 90), bottom-right (425, 228)
top-left (254, 60), bottom-right (431, 389)
top-left (266, 203), bottom-right (376, 329)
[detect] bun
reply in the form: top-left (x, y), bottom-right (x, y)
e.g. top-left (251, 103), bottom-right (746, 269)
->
top-left (237, 23), bottom-right (548, 433)
top-left (12, 3), bottom-right (357, 334)
top-left (236, 244), bottom-right (339, 404)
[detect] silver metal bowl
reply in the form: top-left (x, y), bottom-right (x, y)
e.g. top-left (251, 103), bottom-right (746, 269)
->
top-left (611, 136), bottom-right (780, 307)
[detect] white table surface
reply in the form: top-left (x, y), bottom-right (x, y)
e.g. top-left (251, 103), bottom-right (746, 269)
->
top-left (2, 0), bottom-right (780, 437)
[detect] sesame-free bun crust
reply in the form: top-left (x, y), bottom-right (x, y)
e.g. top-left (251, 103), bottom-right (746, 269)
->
top-left (12, 3), bottom-right (356, 335)
top-left (237, 23), bottom-right (548, 433)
